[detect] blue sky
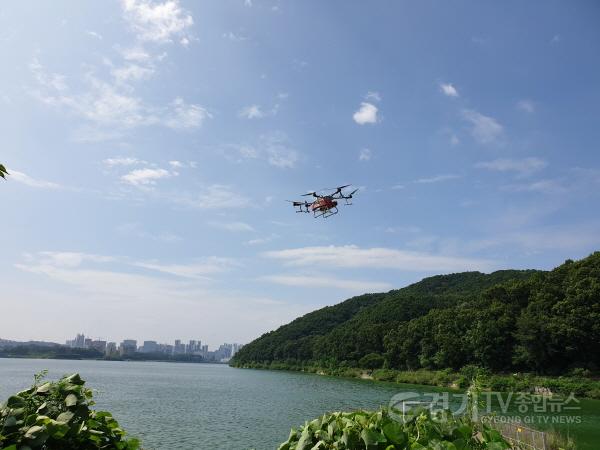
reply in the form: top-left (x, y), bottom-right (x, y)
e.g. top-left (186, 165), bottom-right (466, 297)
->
top-left (1, 1), bottom-right (600, 347)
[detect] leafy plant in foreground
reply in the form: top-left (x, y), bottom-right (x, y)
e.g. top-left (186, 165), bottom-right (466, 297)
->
top-left (0, 371), bottom-right (140, 450)
top-left (278, 407), bottom-right (510, 450)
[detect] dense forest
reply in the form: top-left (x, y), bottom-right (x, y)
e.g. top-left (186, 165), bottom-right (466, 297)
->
top-left (232, 252), bottom-right (600, 375)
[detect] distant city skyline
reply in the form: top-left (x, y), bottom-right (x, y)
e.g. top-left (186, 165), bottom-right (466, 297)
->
top-left (63, 333), bottom-right (243, 362)
top-left (1, 333), bottom-right (244, 354)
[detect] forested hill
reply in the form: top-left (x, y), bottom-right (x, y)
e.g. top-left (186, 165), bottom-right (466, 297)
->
top-left (231, 252), bottom-right (600, 375)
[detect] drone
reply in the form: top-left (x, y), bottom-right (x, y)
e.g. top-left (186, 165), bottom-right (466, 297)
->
top-left (287, 184), bottom-right (358, 218)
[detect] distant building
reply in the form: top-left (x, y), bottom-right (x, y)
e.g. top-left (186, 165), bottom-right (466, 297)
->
top-left (119, 339), bottom-right (137, 356)
top-left (186, 339), bottom-right (203, 355)
top-left (89, 340), bottom-right (107, 353)
top-left (214, 343), bottom-right (233, 362)
top-left (105, 342), bottom-right (117, 356)
top-left (140, 340), bottom-right (159, 353)
top-left (159, 344), bottom-right (174, 355)
top-left (75, 333), bottom-right (85, 348)
top-left (173, 339), bottom-right (186, 355)
top-left (66, 333), bottom-right (86, 348)
top-left (61, 333), bottom-right (243, 361)
top-left (232, 343), bottom-right (243, 357)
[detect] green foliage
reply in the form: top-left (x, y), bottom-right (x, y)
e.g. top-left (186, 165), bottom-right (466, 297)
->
top-left (0, 372), bottom-right (140, 450)
top-left (236, 360), bottom-right (600, 399)
top-left (277, 407), bottom-right (510, 450)
top-left (358, 353), bottom-right (385, 370)
top-left (545, 428), bottom-right (577, 450)
top-left (0, 164), bottom-right (8, 180)
top-left (0, 345), bottom-right (104, 360)
top-left (232, 252), bottom-right (600, 378)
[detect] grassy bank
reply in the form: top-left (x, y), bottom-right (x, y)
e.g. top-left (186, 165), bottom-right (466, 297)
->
top-left (231, 362), bottom-right (600, 400)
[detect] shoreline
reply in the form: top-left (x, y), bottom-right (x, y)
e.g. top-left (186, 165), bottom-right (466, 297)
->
top-left (0, 355), bottom-right (228, 364)
top-left (230, 363), bottom-right (600, 400)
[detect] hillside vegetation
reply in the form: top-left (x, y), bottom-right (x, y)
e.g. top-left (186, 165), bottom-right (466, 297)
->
top-left (232, 252), bottom-right (600, 376)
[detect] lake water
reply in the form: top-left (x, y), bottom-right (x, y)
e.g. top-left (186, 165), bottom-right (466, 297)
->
top-left (1, 359), bottom-right (598, 449)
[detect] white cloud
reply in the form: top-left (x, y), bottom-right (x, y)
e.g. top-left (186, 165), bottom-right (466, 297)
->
top-left (23, 251), bottom-right (234, 282)
top-left (169, 160), bottom-right (183, 168)
top-left (30, 57), bottom-right (208, 139)
top-left (9, 170), bottom-right (62, 190)
top-left (267, 148), bottom-right (298, 168)
top-left (121, 0), bottom-right (193, 44)
top-left (414, 174), bottom-right (460, 184)
top-left (223, 31), bottom-right (247, 42)
top-left (359, 148), bottom-right (372, 161)
top-left (134, 257), bottom-right (236, 279)
top-left (365, 91), bottom-right (381, 102)
top-left (353, 102), bottom-right (378, 125)
top-left (121, 168), bottom-right (174, 186)
top-left (262, 132), bottom-right (298, 168)
top-left (29, 58), bottom-right (67, 92)
top-left (103, 157), bottom-right (143, 167)
top-left (220, 133), bottom-right (298, 169)
top-left (209, 221), bottom-right (255, 232)
top-left (239, 105), bottom-right (264, 119)
top-left (260, 274), bottom-right (392, 292)
top-left (165, 97), bottom-right (211, 129)
top-left (70, 127), bottom-right (125, 143)
top-left (238, 146), bottom-right (259, 159)
top-left (475, 157), bottom-right (547, 176)
top-left (112, 63), bottom-right (155, 83)
top-left (439, 83), bottom-right (459, 97)
top-left (245, 234), bottom-right (278, 246)
top-left (31, 69), bottom-right (152, 129)
top-left (120, 46), bottom-right (154, 62)
top-left (384, 226), bottom-right (421, 234)
top-left (517, 100), bottom-right (535, 113)
top-left (220, 144), bottom-right (259, 163)
top-left (12, 251), bottom-right (303, 347)
top-left (503, 179), bottom-right (567, 195)
top-left (35, 251), bottom-right (115, 268)
top-left (86, 31), bottom-right (103, 40)
top-left (263, 245), bottom-right (495, 272)
top-left (117, 223), bottom-right (181, 243)
top-left (180, 184), bottom-right (251, 209)
top-left (462, 109), bottom-right (503, 144)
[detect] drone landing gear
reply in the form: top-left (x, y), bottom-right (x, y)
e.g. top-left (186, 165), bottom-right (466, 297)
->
top-left (314, 207), bottom-right (338, 218)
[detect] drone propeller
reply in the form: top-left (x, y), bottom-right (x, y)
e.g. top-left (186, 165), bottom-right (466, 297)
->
top-left (302, 191), bottom-right (318, 197)
top-left (324, 184), bottom-right (351, 194)
top-left (346, 188), bottom-right (359, 198)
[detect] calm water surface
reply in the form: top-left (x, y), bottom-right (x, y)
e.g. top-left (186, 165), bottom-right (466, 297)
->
top-left (1, 359), bottom-right (598, 449)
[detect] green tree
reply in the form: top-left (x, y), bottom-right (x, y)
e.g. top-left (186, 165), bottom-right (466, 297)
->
top-left (232, 252), bottom-right (600, 376)
top-left (0, 164), bottom-right (8, 179)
